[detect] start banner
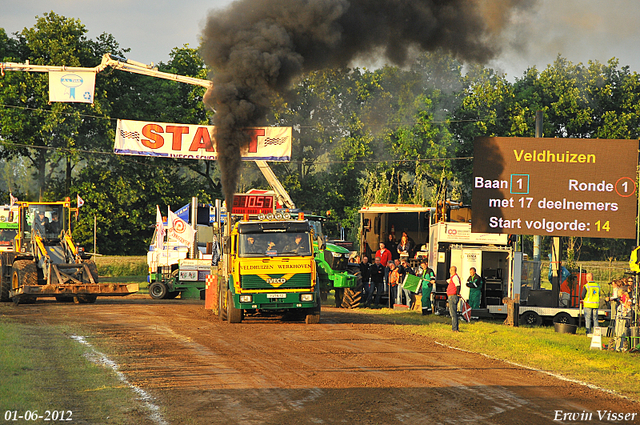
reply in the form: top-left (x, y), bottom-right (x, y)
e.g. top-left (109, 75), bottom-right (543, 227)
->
top-left (114, 119), bottom-right (291, 161)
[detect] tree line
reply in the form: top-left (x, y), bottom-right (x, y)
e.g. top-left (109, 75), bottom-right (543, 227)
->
top-left (1, 12), bottom-right (638, 260)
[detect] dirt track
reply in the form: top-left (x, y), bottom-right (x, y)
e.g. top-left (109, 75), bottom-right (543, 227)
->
top-left (2, 297), bottom-right (639, 425)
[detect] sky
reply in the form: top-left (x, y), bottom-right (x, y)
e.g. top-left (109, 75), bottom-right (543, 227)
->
top-left (1, 0), bottom-right (640, 80)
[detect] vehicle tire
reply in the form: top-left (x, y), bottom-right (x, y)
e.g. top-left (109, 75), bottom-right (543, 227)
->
top-left (166, 291), bottom-right (180, 299)
top-left (305, 310), bottom-right (320, 324)
top-left (553, 312), bottom-right (576, 325)
top-left (83, 260), bottom-right (99, 283)
top-left (149, 282), bottom-right (168, 299)
top-left (75, 295), bottom-right (97, 304)
top-left (0, 272), bottom-right (10, 302)
top-left (306, 284), bottom-right (322, 323)
top-left (227, 290), bottom-right (243, 323)
top-left (520, 310), bottom-right (543, 326)
top-left (341, 276), bottom-right (363, 309)
top-left (334, 287), bottom-right (344, 308)
top-left (12, 260), bottom-right (38, 290)
top-left (13, 295), bottom-right (36, 305)
top-left (219, 280), bottom-right (227, 321)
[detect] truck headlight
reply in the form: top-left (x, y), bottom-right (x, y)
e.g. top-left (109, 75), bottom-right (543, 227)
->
top-left (331, 251), bottom-right (342, 257)
top-left (300, 293), bottom-right (314, 302)
top-left (239, 295), bottom-right (252, 303)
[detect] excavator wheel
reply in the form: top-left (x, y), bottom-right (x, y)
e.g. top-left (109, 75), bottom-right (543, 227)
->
top-left (341, 276), bottom-right (364, 309)
top-left (11, 260), bottom-right (38, 305)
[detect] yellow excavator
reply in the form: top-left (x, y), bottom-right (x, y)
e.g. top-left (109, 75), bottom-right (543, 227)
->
top-left (0, 199), bottom-right (137, 304)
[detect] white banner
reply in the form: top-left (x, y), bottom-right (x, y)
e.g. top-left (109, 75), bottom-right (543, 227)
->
top-left (167, 208), bottom-right (194, 248)
top-left (114, 119), bottom-right (292, 161)
top-left (49, 71), bottom-right (95, 103)
top-left (156, 205), bottom-right (165, 251)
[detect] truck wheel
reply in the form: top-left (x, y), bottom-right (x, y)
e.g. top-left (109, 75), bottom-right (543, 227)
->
top-left (520, 311), bottom-right (542, 326)
top-left (341, 276), bottom-right (363, 309)
top-left (219, 280), bottom-right (227, 321)
top-left (553, 312), bottom-right (575, 325)
top-left (305, 303), bottom-right (321, 324)
top-left (149, 282), bottom-right (168, 299)
top-left (227, 291), bottom-right (243, 323)
top-left (166, 291), bottom-right (180, 299)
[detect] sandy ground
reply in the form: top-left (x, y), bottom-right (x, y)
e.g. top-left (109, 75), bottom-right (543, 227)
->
top-left (2, 296), bottom-right (639, 425)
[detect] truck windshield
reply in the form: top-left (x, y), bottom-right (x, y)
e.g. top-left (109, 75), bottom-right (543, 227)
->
top-left (239, 232), bottom-right (311, 257)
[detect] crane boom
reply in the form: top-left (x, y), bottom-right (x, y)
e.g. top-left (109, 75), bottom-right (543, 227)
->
top-left (2, 53), bottom-right (294, 209)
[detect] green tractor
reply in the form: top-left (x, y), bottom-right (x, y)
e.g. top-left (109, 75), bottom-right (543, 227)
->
top-left (308, 216), bottom-right (363, 308)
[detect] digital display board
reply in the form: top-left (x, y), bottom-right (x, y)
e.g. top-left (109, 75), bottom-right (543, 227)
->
top-left (231, 194), bottom-right (275, 215)
top-left (471, 137), bottom-right (638, 239)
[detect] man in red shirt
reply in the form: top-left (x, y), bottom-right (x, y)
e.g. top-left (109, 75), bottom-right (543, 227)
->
top-left (375, 242), bottom-right (392, 267)
top-left (447, 265), bottom-right (462, 331)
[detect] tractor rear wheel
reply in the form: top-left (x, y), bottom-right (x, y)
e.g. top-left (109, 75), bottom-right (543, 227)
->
top-left (341, 276), bottom-right (364, 309)
top-left (227, 290), bottom-right (243, 323)
top-left (149, 282), bottom-right (169, 299)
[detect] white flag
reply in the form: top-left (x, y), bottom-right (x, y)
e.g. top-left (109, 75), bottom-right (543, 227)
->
top-left (49, 71), bottom-right (96, 103)
top-left (9, 192), bottom-right (17, 206)
top-left (77, 194), bottom-right (85, 207)
top-left (156, 206), bottom-right (165, 251)
top-left (167, 207), bottom-right (195, 248)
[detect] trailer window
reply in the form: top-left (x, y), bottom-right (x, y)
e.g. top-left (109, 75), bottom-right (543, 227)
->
top-left (239, 233), bottom-right (311, 257)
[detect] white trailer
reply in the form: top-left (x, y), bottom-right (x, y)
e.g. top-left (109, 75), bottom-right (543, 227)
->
top-left (487, 254), bottom-right (611, 326)
top-left (428, 221), bottom-right (514, 313)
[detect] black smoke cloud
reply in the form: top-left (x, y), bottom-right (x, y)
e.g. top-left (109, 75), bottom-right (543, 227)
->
top-left (201, 0), bottom-right (530, 205)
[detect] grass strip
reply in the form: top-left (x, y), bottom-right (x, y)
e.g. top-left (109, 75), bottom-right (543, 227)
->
top-left (0, 317), bottom-right (149, 423)
top-left (344, 306), bottom-right (640, 401)
top-left (94, 256), bottom-right (147, 277)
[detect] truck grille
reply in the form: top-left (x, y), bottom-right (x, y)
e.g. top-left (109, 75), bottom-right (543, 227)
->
top-left (241, 273), bottom-right (312, 289)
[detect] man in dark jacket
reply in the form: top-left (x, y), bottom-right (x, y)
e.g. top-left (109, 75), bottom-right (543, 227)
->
top-left (365, 256), bottom-right (385, 307)
top-left (360, 256), bottom-right (371, 299)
